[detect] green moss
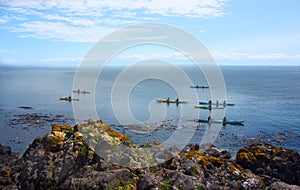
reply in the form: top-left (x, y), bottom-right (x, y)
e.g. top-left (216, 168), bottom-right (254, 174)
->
top-left (162, 180), bottom-right (171, 190)
top-left (111, 143), bottom-right (119, 152)
top-left (90, 165), bottom-right (96, 172)
top-left (83, 128), bottom-right (93, 134)
top-left (80, 141), bottom-right (89, 156)
top-left (112, 180), bottom-right (134, 190)
top-left (147, 158), bottom-right (155, 167)
top-left (189, 166), bottom-right (198, 176)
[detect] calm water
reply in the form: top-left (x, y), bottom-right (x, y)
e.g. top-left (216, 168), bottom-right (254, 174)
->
top-left (0, 65), bottom-right (299, 154)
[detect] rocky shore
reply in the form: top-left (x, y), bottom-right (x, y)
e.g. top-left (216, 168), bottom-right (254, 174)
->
top-left (1, 119), bottom-right (299, 189)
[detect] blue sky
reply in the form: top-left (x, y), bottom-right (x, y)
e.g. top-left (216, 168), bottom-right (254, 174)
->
top-left (1, 0), bottom-right (300, 66)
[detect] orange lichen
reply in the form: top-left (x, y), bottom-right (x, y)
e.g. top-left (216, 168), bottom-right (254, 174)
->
top-left (252, 146), bottom-right (269, 159)
top-left (109, 130), bottom-right (129, 142)
top-left (74, 132), bottom-right (83, 140)
top-left (52, 124), bottom-right (74, 133)
top-left (207, 156), bottom-right (225, 167)
top-left (271, 146), bottom-right (283, 156)
top-left (237, 152), bottom-right (258, 165)
top-left (229, 163), bottom-right (241, 174)
top-left (44, 131), bottom-right (67, 151)
top-left (0, 166), bottom-right (11, 177)
top-left (183, 150), bottom-right (208, 166)
top-left (99, 123), bottom-right (130, 143)
top-left (102, 124), bottom-right (111, 132)
top-left (183, 152), bottom-right (225, 168)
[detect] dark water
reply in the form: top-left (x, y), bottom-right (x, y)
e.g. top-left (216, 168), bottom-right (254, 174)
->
top-left (0, 65), bottom-right (299, 154)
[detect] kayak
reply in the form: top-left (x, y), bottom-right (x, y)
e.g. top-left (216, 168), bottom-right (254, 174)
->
top-left (156, 99), bottom-right (188, 104)
top-left (72, 89), bottom-right (90, 93)
top-left (195, 119), bottom-right (244, 125)
top-left (190, 85), bottom-right (209, 89)
top-left (199, 101), bottom-right (235, 106)
top-left (194, 105), bottom-right (225, 109)
top-left (59, 97), bottom-right (79, 101)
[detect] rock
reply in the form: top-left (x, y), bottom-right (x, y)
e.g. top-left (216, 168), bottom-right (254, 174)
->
top-left (1, 121), bottom-right (300, 189)
top-left (0, 144), bottom-right (14, 163)
top-left (220, 149), bottom-right (232, 160)
top-left (236, 143), bottom-right (300, 185)
top-left (163, 169), bottom-right (195, 189)
top-left (0, 144), bottom-right (18, 189)
top-left (242, 178), bottom-right (261, 189)
top-left (43, 131), bottom-right (66, 152)
top-left (137, 173), bottom-right (163, 189)
top-left (268, 181), bottom-right (300, 190)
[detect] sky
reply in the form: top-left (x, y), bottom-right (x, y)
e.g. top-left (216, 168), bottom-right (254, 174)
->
top-left (1, 0), bottom-right (300, 67)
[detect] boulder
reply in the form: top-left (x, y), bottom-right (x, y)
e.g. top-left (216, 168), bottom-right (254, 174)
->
top-left (236, 143), bottom-right (300, 185)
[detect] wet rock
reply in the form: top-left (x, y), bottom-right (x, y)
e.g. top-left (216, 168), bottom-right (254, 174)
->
top-left (236, 143), bottom-right (300, 185)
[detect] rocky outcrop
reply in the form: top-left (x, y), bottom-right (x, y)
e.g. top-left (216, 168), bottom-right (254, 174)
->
top-left (0, 120), bottom-right (300, 189)
top-left (236, 143), bottom-right (300, 186)
top-left (0, 144), bottom-right (18, 189)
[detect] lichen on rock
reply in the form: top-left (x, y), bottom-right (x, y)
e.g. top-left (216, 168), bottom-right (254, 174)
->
top-left (236, 143), bottom-right (300, 186)
top-left (1, 121), bottom-right (300, 189)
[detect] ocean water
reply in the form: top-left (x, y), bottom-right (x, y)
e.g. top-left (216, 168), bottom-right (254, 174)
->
top-left (0, 65), bottom-right (299, 155)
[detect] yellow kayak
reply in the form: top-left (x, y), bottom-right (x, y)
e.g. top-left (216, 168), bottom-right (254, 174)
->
top-left (59, 97), bottom-right (79, 101)
top-left (156, 99), bottom-right (188, 104)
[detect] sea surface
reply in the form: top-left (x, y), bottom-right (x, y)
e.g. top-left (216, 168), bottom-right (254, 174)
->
top-left (0, 65), bottom-right (299, 155)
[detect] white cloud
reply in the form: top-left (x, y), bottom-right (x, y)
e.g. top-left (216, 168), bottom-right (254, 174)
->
top-left (118, 52), bottom-right (187, 61)
top-left (0, 49), bottom-right (17, 54)
top-left (11, 0), bottom-right (226, 18)
top-left (1, 0), bottom-right (229, 42)
top-left (9, 21), bottom-right (115, 42)
top-left (0, 18), bottom-right (8, 24)
top-left (0, 58), bottom-right (19, 64)
top-left (41, 57), bottom-right (82, 63)
top-left (213, 52), bottom-right (300, 61)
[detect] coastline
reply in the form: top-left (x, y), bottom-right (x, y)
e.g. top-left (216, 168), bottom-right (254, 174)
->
top-left (1, 119), bottom-right (299, 189)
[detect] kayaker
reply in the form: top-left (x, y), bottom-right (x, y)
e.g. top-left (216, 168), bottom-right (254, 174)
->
top-left (222, 116), bottom-right (227, 126)
top-left (208, 104), bottom-right (212, 110)
top-left (208, 115), bottom-right (211, 121)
